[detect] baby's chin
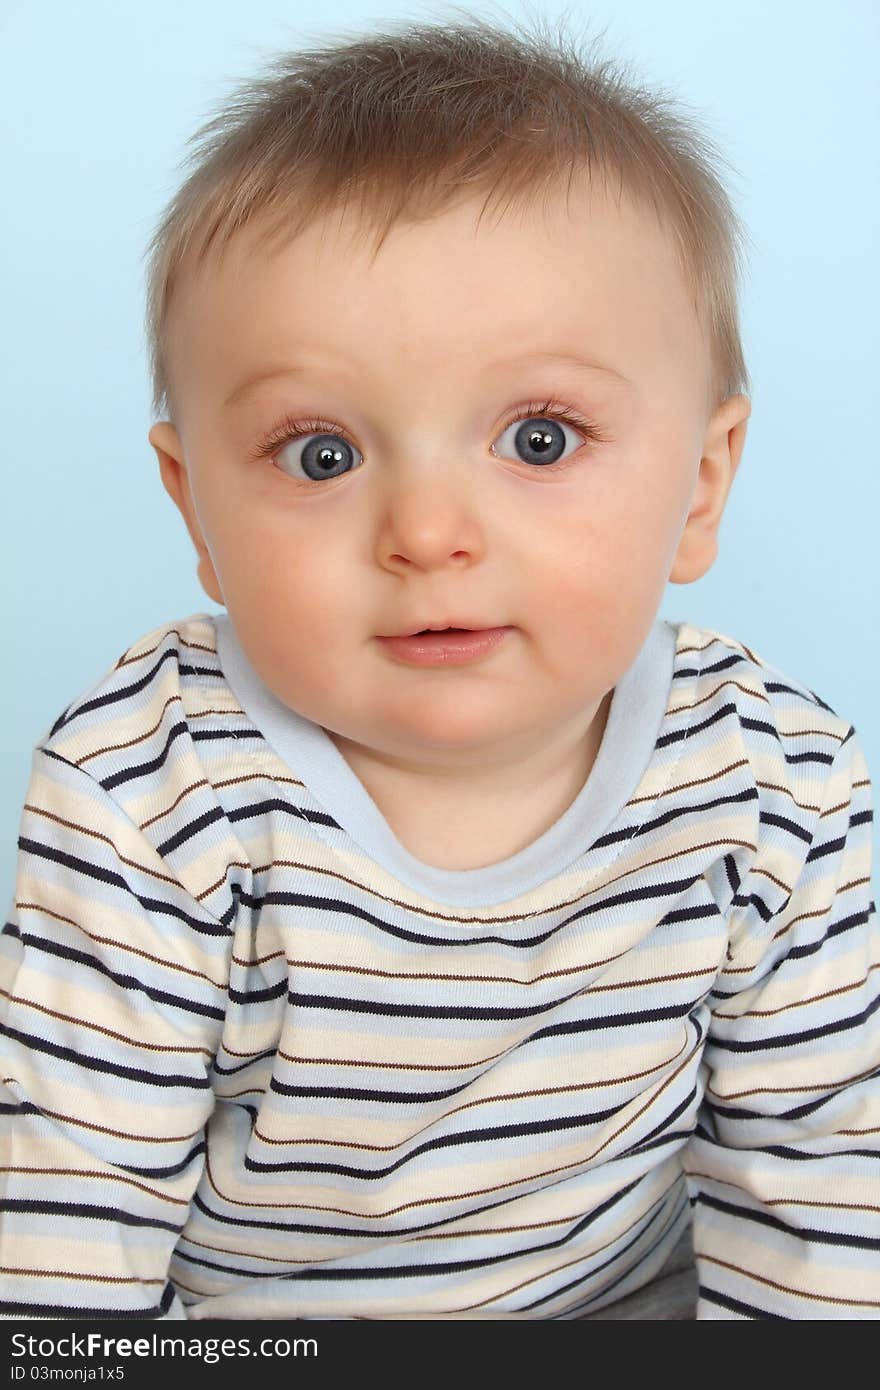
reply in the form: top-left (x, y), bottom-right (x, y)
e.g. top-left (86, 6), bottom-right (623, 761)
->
top-left (323, 702), bottom-right (577, 775)
top-left (327, 715), bottom-right (514, 761)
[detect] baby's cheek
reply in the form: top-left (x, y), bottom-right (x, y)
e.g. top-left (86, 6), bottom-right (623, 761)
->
top-left (542, 521), bottom-right (669, 679)
top-left (533, 514), bottom-right (636, 607)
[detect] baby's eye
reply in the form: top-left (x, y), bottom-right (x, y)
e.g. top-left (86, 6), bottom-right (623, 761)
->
top-left (275, 430), bottom-right (364, 481)
top-left (264, 405), bottom-right (601, 480)
top-left (491, 413), bottom-right (586, 468)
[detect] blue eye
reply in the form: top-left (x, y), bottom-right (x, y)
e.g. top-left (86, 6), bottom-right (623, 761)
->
top-left (494, 415), bottom-right (579, 467)
top-left (253, 401), bottom-right (606, 480)
top-left (275, 429), bottom-right (363, 481)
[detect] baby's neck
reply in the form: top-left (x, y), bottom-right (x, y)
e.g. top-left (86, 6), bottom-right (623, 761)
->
top-left (325, 691), bottom-right (613, 870)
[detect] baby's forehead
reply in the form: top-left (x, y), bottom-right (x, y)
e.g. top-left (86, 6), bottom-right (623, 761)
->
top-left (184, 180), bottom-right (682, 309)
top-left (165, 183), bottom-right (710, 419)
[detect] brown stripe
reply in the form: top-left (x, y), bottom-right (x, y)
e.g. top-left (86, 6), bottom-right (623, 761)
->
top-left (0, 1266), bottom-right (163, 1285)
top-left (24, 802), bottom-right (187, 897)
top-left (754, 779), bottom-right (821, 813)
top-left (711, 962), bottom-right (879, 1027)
top-left (196, 860), bottom-right (253, 902)
top-left (15, 900), bottom-right (227, 990)
top-left (222, 1042), bottom-right (509, 1070)
top-left (704, 1052), bottom-right (880, 1101)
top-left (141, 776), bottom-right (214, 829)
top-left (638, 767), bottom-right (844, 824)
top-left (0, 985), bottom-right (214, 1057)
top-left (769, 875), bottom-right (870, 941)
top-left (677, 638), bottom-right (742, 656)
top-left (777, 728), bottom-right (848, 742)
top-left (409, 1210), bottom-right (585, 1241)
top-left (0, 1164), bottom-right (188, 1206)
top-left (14, 1102), bottom-right (203, 1145)
top-left (751, 866), bottom-right (794, 893)
top-left (76, 696), bottom-right (182, 766)
top-left (189, 706), bottom-right (245, 718)
top-left (176, 1232), bottom-right (333, 1265)
top-left (265, 955), bottom-right (718, 992)
top-left (808, 791), bottom-right (853, 829)
top-left (115, 628), bottom-right (217, 669)
top-left (684, 1176), bottom-right (880, 1215)
top-left (696, 1251), bottom-right (880, 1307)
top-left (141, 770), bottom-right (307, 831)
top-left (628, 759), bottom-right (751, 806)
top-left (665, 680), bottom-right (769, 716)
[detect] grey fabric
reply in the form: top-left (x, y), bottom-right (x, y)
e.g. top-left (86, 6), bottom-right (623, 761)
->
top-left (577, 1224), bottom-right (697, 1320)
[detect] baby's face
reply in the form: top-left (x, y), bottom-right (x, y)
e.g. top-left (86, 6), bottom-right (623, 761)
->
top-left (151, 179), bottom-right (746, 773)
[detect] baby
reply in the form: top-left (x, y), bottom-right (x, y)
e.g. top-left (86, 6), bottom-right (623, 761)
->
top-left (2, 15), bottom-right (877, 1321)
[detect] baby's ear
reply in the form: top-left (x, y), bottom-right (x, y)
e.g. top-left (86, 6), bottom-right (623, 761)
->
top-left (148, 421), bottom-right (224, 605)
top-left (669, 393), bottom-right (750, 584)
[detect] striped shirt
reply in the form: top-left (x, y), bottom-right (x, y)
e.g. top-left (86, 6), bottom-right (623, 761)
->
top-left (1, 610), bottom-right (877, 1321)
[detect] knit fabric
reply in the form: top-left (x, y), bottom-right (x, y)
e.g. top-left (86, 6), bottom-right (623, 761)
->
top-left (2, 612), bottom-right (876, 1320)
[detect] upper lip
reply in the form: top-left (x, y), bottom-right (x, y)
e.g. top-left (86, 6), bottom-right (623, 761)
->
top-left (379, 621), bottom-right (503, 638)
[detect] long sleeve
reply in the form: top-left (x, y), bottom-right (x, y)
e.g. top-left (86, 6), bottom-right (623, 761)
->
top-left (0, 746), bottom-right (230, 1319)
top-left (683, 727), bottom-right (880, 1318)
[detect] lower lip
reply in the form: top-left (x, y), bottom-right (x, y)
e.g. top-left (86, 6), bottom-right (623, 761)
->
top-left (375, 627), bottom-right (512, 666)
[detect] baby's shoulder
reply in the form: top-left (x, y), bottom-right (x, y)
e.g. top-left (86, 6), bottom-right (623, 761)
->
top-left (672, 620), bottom-right (848, 729)
top-left (36, 611), bottom-right (233, 785)
top-left (669, 620), bottom-right (855, 801)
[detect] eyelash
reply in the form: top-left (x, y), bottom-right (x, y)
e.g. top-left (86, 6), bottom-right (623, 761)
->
top-left (247, 397), bottom-right (612, 474)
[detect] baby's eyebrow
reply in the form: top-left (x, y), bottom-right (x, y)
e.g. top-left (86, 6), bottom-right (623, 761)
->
top-left (505, 350), bottom-right (632, 387)
top-left (223, 350), bottom-right (632, 410)
top-left (224, 365), bottom-right (311, 410)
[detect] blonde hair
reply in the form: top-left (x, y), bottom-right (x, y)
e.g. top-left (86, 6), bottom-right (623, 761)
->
top-left (144, 8), bottom-right (751, 420)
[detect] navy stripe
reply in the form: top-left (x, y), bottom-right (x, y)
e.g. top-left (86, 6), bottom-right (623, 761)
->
top-left (4, 613), bottom-right (874, 1321)
top-left (0, 1023), bottom-right (211, 1087)
top-left (698, 1285), bottom-right (783, 1319)
top-left (694, 1192), bottom-right (880, 1250)
top-left (12, 931), bottom-right (226, 1019)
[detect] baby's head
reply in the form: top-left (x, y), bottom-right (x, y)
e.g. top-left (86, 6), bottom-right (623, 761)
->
top-left (146, 14), bottom-right (751, 773)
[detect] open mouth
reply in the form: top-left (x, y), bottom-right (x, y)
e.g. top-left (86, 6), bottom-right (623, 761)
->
top-left (375, 626), bottom-right (510, 664)
top-left (415, 627), bottom-right (470, 635)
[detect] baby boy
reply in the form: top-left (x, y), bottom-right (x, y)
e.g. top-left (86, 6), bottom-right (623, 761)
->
top-left (1, 16), bottom-right (877, 1320)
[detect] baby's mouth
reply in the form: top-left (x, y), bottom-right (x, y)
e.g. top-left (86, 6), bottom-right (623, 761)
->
top-left (375, 626), bottom-right (512, 665)
top-left (377, 619), bottom-right (509, 639)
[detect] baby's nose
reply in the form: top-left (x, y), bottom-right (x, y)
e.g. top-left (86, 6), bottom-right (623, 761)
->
top-left (375, 464), bottom-right (487, 572)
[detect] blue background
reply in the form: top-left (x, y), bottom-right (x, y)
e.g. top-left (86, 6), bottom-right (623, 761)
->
top-left (2, 0), bottom-right (877, 908)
